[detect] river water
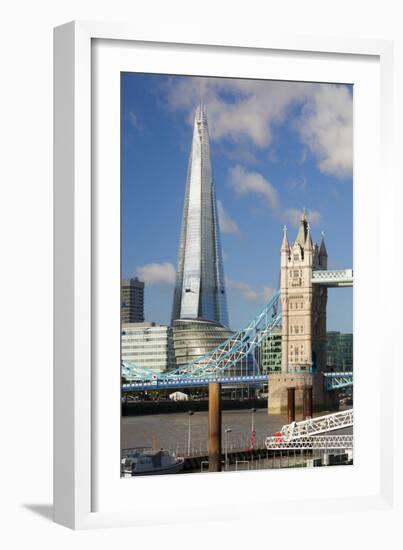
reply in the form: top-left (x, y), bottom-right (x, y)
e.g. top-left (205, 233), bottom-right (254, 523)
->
top-left (121, 408), bottom-right (337, 455)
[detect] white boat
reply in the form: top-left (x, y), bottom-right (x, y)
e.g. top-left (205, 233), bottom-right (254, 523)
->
top-left (121, 448), bottom-right (184, 476)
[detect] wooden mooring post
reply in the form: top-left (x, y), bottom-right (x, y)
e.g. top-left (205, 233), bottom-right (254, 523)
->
top-left (287, 386), bottom-right (296, 424)
top-left (208, 382), bottom-right (222, 472)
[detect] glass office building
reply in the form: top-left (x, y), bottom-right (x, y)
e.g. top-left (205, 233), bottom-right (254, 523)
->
top-left (171, 104), bottom-right (229, 328)
top-left (260, 326), bottom-right (282, 373)
top-left (121, 322), bottom-right (175, 373)
top-left (172, 318), bottom-right (233, 368)
top-left (121, 277), bottom-right (145, 323)
top-left (326, 331), bottom-right (353, 371)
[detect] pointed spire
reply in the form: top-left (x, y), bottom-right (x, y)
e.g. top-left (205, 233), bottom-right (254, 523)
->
top-left (196, 102), bottom-right (207, 121)
top-left (281, 225), bottom-right (290, 253)
top-left (295, 211), bottom-right (309, 247)
top-left (319, 231), bottom-right (328, 257)
top-left (313, 242), bottom-right (319, 264)
top-left (305, 222), bottom-right (313, 251)
top-left (172, 104), bottom-right (228, 326)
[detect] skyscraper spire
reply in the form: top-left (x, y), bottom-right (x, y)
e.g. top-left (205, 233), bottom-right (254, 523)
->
top-left (171, 104), bottom-right (229, 327)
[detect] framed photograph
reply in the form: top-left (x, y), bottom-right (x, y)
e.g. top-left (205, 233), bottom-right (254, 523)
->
top-left (54, 21), bottom-right (395, 529)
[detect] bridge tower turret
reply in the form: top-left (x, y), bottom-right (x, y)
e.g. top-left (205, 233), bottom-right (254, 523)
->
top-left (319, 233), bottom-right (328, 269)
top-left (280, 213), bottom-right (328, 374)
top-left (315, 233), bottom-right (328, 370)
top-left (270, 212), bottom-right (330, 414)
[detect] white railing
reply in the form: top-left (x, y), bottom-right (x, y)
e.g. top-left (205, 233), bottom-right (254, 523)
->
top-left (279, 409), bottom-right (353, 440)
top-left (265, 434), bottom-right (353, 450)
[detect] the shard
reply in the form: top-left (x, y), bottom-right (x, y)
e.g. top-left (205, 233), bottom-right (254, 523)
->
top-left (171, 104), bottom-right (229, 327)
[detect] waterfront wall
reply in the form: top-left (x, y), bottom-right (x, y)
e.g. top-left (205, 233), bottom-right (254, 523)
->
top-left (122, 397), bottom-right (267, 416)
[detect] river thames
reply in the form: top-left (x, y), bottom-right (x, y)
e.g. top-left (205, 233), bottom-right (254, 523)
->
top-left (121, 408), bottom-right (338, 455)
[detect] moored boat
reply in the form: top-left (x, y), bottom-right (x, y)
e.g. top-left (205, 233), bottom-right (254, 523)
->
top-left (121, 448), bottom-right (184, 476)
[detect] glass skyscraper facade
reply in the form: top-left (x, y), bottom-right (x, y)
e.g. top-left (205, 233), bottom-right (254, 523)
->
top-left (260, 326), bottom-right (283, 373)
top-left (172, 318), bottom-right (233, 368)
top-left (121, 322), bottom-right (175, 373)
top-left (326, 331), bottom-right (353, 371)
top-left (171, 104), bottom-right (229, 327)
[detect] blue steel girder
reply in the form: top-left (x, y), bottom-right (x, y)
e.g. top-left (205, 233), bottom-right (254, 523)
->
top-left (123, 290), bottom-right (280, 384)
top-left (168, 290), bottom-right (281, 378)
top-left (122, 374), bottom-right (269, 392)
top-left (323, 372), bottom-right (353, 391)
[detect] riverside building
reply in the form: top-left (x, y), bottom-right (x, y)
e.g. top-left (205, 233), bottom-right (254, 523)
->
top-left (121, 277), bottom-right (145, 323)
top-left (260, 326), bottom-right (282, 373)
top-left (121, 322), bottom-right (175, 373)
top-left (326, 331), bottom-right (353, 371)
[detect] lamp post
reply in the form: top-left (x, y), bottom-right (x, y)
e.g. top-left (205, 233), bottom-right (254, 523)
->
top-left (225, 428), bottom-right (232, 470)
top-left (251, 408), bottom-right (257, 433)
top-left (187, 410), bottom-right (194, 456)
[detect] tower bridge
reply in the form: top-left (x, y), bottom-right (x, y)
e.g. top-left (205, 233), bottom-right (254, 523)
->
top-left (123, 107), bottom-right (352, 411)
top-left (123, 214), bottom-right (353, 412)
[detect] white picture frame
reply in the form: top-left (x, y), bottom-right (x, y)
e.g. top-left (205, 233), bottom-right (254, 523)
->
top-left (54, 21), bottom-right (397, 530)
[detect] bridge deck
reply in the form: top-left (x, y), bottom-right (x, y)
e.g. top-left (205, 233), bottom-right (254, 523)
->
top-left (122, 374), bottom-right (269, 391)
top-left (311, 269), bottom-right (353, 287)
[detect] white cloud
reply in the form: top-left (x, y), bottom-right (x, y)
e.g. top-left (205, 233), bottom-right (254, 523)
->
top-left (128, 110), bottom-right (143, 130)
top-left (226, 278), bottom-right (274, 302)
top-left (297, 85), bottom-right (353, 178)
top-left (165, 77), bottom-right (313, 148)
top-left (229, 165), bottom-right (279, 210)
top-left (217, 200), bottom-right (240, 235)
top-left (164, 77), bottom-right (352, 179)
top-left (229, 165), bottom-right (321, 227)
top-left (136, 262), bottom-right (176, 285)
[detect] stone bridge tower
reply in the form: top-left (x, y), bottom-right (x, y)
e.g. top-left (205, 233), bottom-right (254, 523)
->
top-left (268, 212), bottom-right (330, 414)
top-left (281, 213), bottom-right (328, 374)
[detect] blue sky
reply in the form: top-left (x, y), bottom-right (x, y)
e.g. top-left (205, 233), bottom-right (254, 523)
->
top-left (121, 73), bottom-right (353, 332)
